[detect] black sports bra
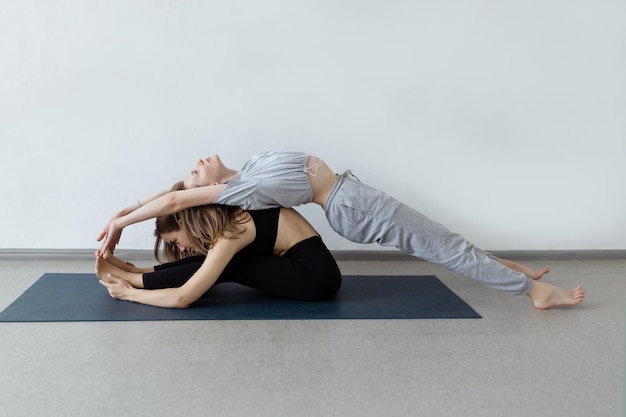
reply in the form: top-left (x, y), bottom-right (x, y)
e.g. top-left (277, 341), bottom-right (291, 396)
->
top-left (237, 207), bottom-right (280, 257)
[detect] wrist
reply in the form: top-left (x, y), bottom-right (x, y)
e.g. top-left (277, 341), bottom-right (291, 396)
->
top-left (117, 200), bottom-right (141, 218)
top-left (114, 214), bottom-right (130, 230)
top-left (125, 287), bottom-right (140, 303)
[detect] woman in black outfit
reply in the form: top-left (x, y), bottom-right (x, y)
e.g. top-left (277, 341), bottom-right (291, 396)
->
top-left (95, 205), bottom-right (341, 308)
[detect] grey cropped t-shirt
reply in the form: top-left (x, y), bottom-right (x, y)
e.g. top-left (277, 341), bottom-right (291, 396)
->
top-left (213, 151), bottom-right (315, 210)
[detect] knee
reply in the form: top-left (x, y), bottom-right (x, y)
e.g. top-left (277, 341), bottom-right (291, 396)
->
top-left (302, 271), bottom-right (342, 301)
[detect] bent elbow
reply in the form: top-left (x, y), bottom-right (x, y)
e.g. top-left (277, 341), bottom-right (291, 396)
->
top-left (174, 296), bottom-right (192, 309)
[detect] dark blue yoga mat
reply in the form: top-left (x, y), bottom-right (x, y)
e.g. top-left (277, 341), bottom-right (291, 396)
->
top-left (0, 273), bottom-right (480, 321)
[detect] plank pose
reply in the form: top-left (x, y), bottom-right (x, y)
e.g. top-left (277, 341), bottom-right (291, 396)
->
top-left (98, 151), bottom-right (584, 309)
top-left (96, 205), bottom-right (341, 308)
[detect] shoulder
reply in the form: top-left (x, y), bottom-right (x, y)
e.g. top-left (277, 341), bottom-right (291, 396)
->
top-left (211, 211), bottom-right (256, 252)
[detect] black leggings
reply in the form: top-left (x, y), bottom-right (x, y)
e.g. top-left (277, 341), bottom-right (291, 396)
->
top-left (143, 236), bottom-right (342, 301)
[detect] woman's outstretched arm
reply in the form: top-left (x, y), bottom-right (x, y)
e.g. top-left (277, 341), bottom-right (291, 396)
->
top-left (108, 186), bottom-right (173, 220)
top-left (97, 184), bottom-right (227, 254)
top-left (99, 227), bottom-right (253, 308)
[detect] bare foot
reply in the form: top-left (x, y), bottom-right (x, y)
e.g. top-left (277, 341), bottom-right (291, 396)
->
top-left (95, 253), bottom-right (143, 288)
top-left (103, 253), bottom-right (135, 272)
top-left (498, 258), bottom-right (550, 280)
top-left (102, 252), bottom-right (154, 274)
top-left (527, 281), bottom-right (585, 309)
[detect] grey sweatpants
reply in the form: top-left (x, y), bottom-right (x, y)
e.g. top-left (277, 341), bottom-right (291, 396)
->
top-left (323, 171), bottom-right (534, 298)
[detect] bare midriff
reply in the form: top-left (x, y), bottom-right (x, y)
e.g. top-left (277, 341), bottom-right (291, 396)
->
top-left (273, 207), bottom-right (319, 256)
top-left (306, 155), bottom-right (338, 207)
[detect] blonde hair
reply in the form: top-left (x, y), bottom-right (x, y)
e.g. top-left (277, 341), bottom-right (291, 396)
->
top-left (153, 214), bottom-right (185, 263)
top-left (176, 204), bottom-right (248, 255)
top-left (153, 181), bottom-right (188, 263)
top-left (153, 190), bottom-right (248, 262)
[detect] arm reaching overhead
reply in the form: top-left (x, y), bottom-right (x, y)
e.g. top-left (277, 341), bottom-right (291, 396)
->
top-left (97, 184), bottom-right (227, 254)
top-left (112, 185), bottom-right (174, 219)
top-left (95, 185), bottom-right (173, 253)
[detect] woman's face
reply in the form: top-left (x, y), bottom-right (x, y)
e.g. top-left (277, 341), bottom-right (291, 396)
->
top-left (160, 230), bottom-right (196, 254)
top-left (183, 155), bottom-right (223, 189)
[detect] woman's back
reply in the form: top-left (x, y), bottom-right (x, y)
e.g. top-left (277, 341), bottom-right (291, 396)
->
top-left (273, 208), bottom-right (319, 256)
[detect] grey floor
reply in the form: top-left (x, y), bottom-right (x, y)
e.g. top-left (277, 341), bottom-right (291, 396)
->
top-left (0, 256), bottom-right (623, 417)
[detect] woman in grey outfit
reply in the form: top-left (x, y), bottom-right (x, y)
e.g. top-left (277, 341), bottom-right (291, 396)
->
top-left (98, 151), bottom-right (584, 310)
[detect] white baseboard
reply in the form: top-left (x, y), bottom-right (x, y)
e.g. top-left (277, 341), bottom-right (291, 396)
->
top-left (0, 248), bottom-right (625, 261)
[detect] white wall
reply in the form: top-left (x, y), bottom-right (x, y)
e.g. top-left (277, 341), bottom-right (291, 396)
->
top-left (1, 0), bottom-right (624, 252)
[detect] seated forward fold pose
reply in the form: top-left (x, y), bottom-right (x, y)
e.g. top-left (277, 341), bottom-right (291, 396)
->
top-left (98, 151), bottom-right (585, 309)
top-left (96, 205), bottom-right (342, 308)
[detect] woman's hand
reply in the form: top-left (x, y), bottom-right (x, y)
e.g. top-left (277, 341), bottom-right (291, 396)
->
top-left (97, 219), bottom-right (123, 255)
top-left (99, 274), bottom-right (135, 301)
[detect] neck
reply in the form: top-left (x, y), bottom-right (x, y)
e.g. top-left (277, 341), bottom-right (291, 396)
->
top-left (219, 168), bottom-right (238, 183)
